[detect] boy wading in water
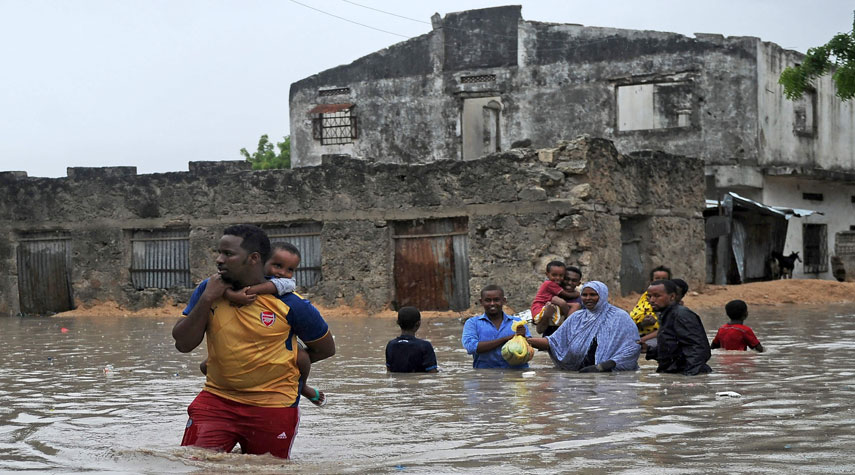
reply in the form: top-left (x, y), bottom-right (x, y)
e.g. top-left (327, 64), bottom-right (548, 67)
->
top-left (200, 242), bottom-right (327, 406)
top-left (385, 306), bottom-right (438, 373)
top-left (711, 299), bottom-right (764, 352)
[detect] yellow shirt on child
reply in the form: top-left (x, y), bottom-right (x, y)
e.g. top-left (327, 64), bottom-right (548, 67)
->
top-left (629, 291), bottom-right (659, 336)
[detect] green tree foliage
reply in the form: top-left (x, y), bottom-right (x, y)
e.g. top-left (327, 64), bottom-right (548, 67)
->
top-left (779, 13), bottom-right (855, 101)
top-left (241, 135), bottom-right (291, 169)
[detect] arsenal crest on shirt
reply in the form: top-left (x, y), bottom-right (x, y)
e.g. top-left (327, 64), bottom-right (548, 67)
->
top-left (260, 311), bottom-right (276, 327)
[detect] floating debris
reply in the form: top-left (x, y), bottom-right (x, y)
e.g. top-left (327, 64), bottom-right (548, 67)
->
top-left (715, 391), bottom-right (742, 398)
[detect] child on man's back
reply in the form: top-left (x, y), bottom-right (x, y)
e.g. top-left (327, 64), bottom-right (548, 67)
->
top-left (385, 306), bottom-right (438, 373)
top-left (532, 260), bottom-right (582, 336)
top-left (711, 299), bottom-right (764, 352)
top-left (200, 243), bottom-right (327, 406)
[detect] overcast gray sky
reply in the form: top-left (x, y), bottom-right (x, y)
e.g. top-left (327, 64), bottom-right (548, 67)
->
top-left (1, 0), bottom-right (852, 177)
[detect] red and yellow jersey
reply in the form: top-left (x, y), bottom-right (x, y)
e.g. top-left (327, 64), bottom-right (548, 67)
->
top-left (183, 280), bottom-right (329, 407)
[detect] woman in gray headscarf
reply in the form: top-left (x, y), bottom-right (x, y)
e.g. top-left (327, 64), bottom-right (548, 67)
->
top-left (528, 281), bottom-right (640, 372)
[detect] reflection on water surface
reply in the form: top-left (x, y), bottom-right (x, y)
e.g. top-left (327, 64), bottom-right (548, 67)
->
top-left (1, 305), bottom-right (855, 473)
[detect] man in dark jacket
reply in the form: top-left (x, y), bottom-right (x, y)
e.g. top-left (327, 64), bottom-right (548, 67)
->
top-left (644, 279), bottom-right (711, 375)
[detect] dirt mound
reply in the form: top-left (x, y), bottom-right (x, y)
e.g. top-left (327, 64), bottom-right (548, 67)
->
top-left (54, 279), bottom-right (855, 319)
top-left (54, 298), bottom-right (468, 320)
top-left (611, 279), bottom-right (855, 312)
top-left (56, 300), bottom-right (184, 318)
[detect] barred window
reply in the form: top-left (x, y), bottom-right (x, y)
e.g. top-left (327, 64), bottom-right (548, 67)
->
top-left (310, 104), bottom-right (358, 145)
top-left (130, 229), bottom-right (191, 289)
top-left (264, 223), bottom-right (323, 288)
top-left (319, 87), bottom-right (351, 97)
top-left (460, 74), bottom-right (496, 84)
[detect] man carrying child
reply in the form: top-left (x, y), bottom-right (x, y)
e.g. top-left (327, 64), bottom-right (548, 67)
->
top-left (173, 224), bottom-right (335, 459)
top-left (532, 261), bottom-right (582, 336)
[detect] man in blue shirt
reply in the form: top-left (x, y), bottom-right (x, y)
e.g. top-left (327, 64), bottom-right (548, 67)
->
top-left (461, 285), bottom-right (531, 369)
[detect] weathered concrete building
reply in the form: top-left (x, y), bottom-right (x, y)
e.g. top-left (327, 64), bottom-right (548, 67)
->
top-left (289, 5), bottom-right (855, 281)
top-left (0, 137), bottom-right (704, 316)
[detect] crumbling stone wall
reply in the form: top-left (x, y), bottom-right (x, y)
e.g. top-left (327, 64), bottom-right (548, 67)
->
top-left (0, 137), bottom-right (704, 316)
top-left (319, 219), bottom-right (392, 308)
top-left (290, 6), bottom-right (764, 170)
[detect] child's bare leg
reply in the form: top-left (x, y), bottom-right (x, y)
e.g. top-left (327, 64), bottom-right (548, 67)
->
top-left (298, 346), bottom-right (325, 406)
top-left (551, 296), bottom-right (571, 317)
top-left (298, 347), bottom-right (312, 396)
top-left (536, 305), bottom-right (557, 334)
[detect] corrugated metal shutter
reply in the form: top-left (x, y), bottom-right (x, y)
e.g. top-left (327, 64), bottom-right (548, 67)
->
top-left (265, 223), bottom-right (323, 288)
top-left (17, 233), bottom-right (73, 314)
top-left (393, 217), bottom-right (470, 311)
top-left (450, 233), bottom-right (470, 310)
top-left (130, 229), bottom-right (191, 289)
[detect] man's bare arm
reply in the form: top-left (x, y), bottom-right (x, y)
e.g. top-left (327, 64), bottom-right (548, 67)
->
top-left (558, 289), bottom-right (578, 300)
top-left (527, 337), bottom-right (550, 351)
top-left (304, 332), bottom-right (336, 363)
top-left (172, 274), bottom-right (227, 353)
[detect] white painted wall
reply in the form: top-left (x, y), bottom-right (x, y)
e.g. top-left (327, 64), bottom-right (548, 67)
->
top-left (762, 176), bottom-right (855, 279)
top-left (756, 42), bottom-right (855, 170)
top-left (617, 84), bottom-right (655, 131)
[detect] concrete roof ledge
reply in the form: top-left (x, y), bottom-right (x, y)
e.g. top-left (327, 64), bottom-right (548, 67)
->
top-left (188, 160), bottom-right (252, 174)
top-left (693, 33), bottom-right (725, 41)
top-left (67, 166), bottom-right (137, 180)
top-left (724, 35), bottom-right (762, 43)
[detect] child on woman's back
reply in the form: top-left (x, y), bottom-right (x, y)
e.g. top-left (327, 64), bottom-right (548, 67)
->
top-left (711, 299), bottom-right (764, 352)
top-left (200, 243), bottom-right (327, 406)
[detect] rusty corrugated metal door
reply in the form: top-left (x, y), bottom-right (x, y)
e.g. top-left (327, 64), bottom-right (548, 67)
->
top-left (17, 235), bottom-right (73, 314)
top-left (394, 236), bottom-right (453, 310)
top-left (393, 218), bottom-right (470, 311)
top-left (449, 233), bottom-right (471, 310)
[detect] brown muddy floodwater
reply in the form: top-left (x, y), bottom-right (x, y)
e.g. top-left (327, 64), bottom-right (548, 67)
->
top-left (1, 305), bottom-right (855, 473)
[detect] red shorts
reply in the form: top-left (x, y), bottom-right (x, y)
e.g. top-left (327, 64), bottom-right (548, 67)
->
top-left (181, 390), bottom-right (300, 459)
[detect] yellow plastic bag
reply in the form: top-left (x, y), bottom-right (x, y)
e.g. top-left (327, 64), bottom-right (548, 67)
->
top-left (501, 320), bottom-right (534, 365)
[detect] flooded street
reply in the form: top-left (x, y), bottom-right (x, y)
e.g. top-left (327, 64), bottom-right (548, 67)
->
top-left (2, 305), bottom-right (855, 473)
